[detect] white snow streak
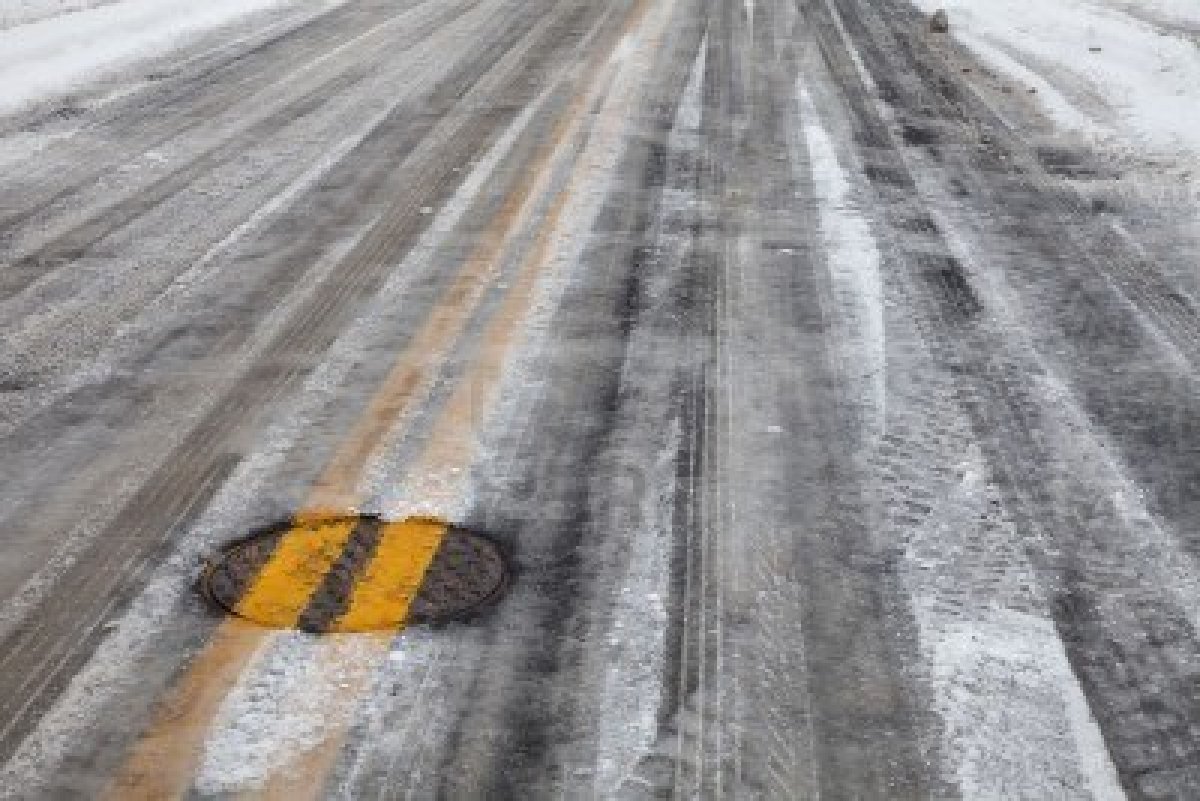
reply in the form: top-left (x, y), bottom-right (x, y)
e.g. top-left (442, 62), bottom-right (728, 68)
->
top-left (902, 453), bottom-right (1127, 801)
top-left (592, 420), bottom-right (679, 793)
top-left (796, 84), bottom-right (886, 440)
top-left (924, 606), bottom-right (1127, 801)
top-left (591, 34), bottom-right (705, 795)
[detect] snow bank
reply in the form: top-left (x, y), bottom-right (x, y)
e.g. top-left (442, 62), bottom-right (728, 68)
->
top-left (0, 0), bottom-right (294, 115)
top-left (1, 0), bottom-right (120, 29)
top-left (913, 0), bottom-right (1200, 172)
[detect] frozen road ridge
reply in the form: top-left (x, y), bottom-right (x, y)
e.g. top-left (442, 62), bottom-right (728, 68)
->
top-left (1, 0), bottom-right (1200, 798)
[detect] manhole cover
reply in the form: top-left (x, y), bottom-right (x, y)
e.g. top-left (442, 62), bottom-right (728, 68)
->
top-left (200, 515), bottom-right (506, 633)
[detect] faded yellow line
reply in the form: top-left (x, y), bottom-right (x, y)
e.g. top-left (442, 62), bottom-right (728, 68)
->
top-left (329, 518), bottom-right (446, 633)
top-left (402, 15), bottom-right (661, 507)
top-left (302, 46), bottom-right (598, 516)
top-left (108, 1), bottom-right (662, 797)
top-left (234, 517), bottom-right (357, 628)
top-left (252, 1), bottom-right (672, 797)
top-left (108, 40), bottom-right (610, 801)
top-left (251, 0), bottom-right (671, 796)
top-left (105, 619), bottom-right (269, 800)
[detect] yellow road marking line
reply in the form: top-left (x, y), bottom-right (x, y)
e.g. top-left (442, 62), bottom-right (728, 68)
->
top-left (233, 518), bottom-right (357, 628)
top-left (301, 18), bottom-right (600, 518)
top-left (108, 1), bottom-right (663, 796)
top-left (106, 73), bottom-right (592, 801)
top-left (252, 0), bottom-right (673, 796)
top-left (399, 7), bottom-right (661, 509)
top-left (109, 47), bottom-right (592, 799)
top-left (301, 94), bottom-right (581, 515)
top-left (329, 518), bottom-right (446, 633)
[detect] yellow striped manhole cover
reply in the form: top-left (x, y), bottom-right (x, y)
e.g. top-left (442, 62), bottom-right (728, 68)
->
top-left (200, 515), bottom-right (506, 633)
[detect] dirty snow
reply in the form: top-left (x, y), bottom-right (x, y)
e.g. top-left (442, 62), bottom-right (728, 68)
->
top-left (0, 0), bottom-right (298, 115)
top-left (914, 0), bottom-right (1200, 179)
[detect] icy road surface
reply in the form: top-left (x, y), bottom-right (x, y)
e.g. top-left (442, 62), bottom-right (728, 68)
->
top-left (2, 0), bottom-right (1200, 798)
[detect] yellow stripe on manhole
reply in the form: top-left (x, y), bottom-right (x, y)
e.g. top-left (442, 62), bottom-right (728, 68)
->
top-left (200, 515), bottom-right (506, 633)
top-left (232, 516), bottom-right (357, 628)
top-left (329, 518), bottom-right (444, 633)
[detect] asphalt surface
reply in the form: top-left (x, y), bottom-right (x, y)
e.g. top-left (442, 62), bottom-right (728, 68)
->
top-left (2, 0), bottom-right (1200, 798)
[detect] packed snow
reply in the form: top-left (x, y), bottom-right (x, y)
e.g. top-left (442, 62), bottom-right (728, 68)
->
top-left (914, 0), bottom-right (1200, 181)
top-left (0, 0), bottom-right (300, 115)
